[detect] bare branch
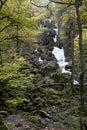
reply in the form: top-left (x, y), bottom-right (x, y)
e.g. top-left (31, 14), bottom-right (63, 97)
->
top-left (30, 0), bottom-right (75, 7)
top-left (30, 0), bottom-right (75, 16)
top-left (47, 1), bottom-right (53, 15)
top-left (50, 0), bottom-right (75, 6)
top-left (30, 0), bottom-right (53, 15)
top-left (0, 24), bottom-right (11, 33)
top-left (30, 0), bottom-right (48, 8)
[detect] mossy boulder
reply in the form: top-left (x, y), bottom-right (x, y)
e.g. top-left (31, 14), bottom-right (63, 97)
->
top-left (51, 72), bottom-right (71, 83)
top-left (41, 61), bottom-right (59, 76)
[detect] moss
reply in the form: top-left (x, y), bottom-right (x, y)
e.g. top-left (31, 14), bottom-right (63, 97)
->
top-left (43, 88), bottom-right (57, 95)
top-left (28, 115), bottom-right (41, 124)
top-left (51, 72), bottom-right (70, 82)
top-left (0, 125), bottom-right (8, 130)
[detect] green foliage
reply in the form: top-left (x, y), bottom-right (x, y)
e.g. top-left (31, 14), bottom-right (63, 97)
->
top-left (0, 0), bottom-right (40, 111)
top-left (63, 85), bottom-right (72, 98)
top-left (0, 125), bottom-right (8, 130)
top-left (43, 77), bottom-right (54, 84)
top-left (74, 28), bottom-right (87, 71)
top-left (0, 115), bottom-right (8, 130)
top-left (43, 88), bottom-right (57, 95)
top-left (5, 98), bottom-right (28, 110)
top-left (0, 57), bottom-right (23, 81)
top-left (19, 112), bottom-right (42, 124)
top-left (0, 54), bottom-right (35, 110)
top-left (0, 0), bottom-right (39, 44)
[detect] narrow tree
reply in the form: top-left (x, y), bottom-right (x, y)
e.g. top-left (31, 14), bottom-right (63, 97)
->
top-left (75, 0), bottom-right (85, 114)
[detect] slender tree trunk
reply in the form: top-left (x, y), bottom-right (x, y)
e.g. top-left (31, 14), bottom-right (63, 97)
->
top-left (75, 0), bottom-right (85, 129)
top-left (75, 0), bottom-right (85, 113)
top-left (16, 6), bottom-right (20, 55)
top-left (70, 21), bottom-right (74, 91)
top-left (0, 0), bottom-right (7, 11)
top-left (57, 11), bottom-right (62, 43)
top-left (16, 25), bottom-right (19, 54)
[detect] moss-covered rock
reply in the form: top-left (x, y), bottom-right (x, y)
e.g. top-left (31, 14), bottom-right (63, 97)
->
top-left (41, 61), bottom-right (59, 76)
top-left (51, 71), bottom-right (71, 83)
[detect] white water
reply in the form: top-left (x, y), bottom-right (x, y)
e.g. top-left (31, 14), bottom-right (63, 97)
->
top-left (52, 46), bottom-right (80, 84)
top-left (35, 48), bottom-right (38, 53)
top-left (73, 79), bottom-right (79, 85)
top-left (53, 23), bottom-right (58, 43)
top-left (39, 57), bottom-right (43, 64)
top-left (53, 28), bottom-right (58, 34)
top-left (39, 19), bottom-right (79, 85)
top-left (53, 35), bottom-right (57, 42)
top-left (52, 46), bottom-right (71, 74)
top-left (48, 18), bottom-right (52, 23)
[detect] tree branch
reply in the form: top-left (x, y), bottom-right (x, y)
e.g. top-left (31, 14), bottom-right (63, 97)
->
top-left (30, 0), bottom-right (75, 7)
top-left (30, 0), bottom-right (75, 16)
top-left (30, 0), bottom-right (53, 15)
top-left (0, 15), bottom-right (9, 21)
top-left (30, 0), bottom-right (48, 8)
top-left (0, 0), bottom-right (7, 11)
top-left (0, 24), bottom-right (11, 33)
top-left (50, 0), bottom-right (75, 6)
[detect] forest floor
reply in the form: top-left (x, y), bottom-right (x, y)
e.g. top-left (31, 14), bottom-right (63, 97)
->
top-left (3, 114), bottom-right (68, 130)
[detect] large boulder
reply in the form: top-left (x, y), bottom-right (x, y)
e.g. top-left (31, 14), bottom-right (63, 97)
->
top-left (41, 61), bottom-right (60, 76)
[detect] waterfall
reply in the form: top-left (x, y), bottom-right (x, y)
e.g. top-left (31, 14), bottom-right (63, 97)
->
top-left (53, 23), bottom-right (58, 43)
top-left (52, 46), bottom-right (79, 84)
top-left (53, 35), bottom-right (57, 42)
top-left (38, 18), bottom-right (79, 84)
top-left (52, 46), bottom-right (71, 74)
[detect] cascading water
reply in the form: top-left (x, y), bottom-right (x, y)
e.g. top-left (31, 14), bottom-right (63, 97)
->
top-left (38, 18), bottom-right (79, 85)
top-left (52, 47), bottom-right (79, 84)
top-left (73, 79), bottom-right (79, 85)
top-left (53, 23), bottom-right (58, 43)
top-left (39, 57), bottom-right (43, 64)
top-left (53, 35), bottom-right (57, 42)
top-left (52, 46), bottom-right (71, 74)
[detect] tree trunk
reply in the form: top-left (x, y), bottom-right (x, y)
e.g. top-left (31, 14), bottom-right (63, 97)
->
top-left (69, 18), bottom-right (74, 91)
top-left (16, 25), bottom-right (19, 54)
top-left (75, 0), bottom-right (85, 113)
top-left (16, 6), bottom-right (20, 55)
top-left (75, 0), bottom-right (85, 129)
top-left (0, 0), bottom-right (7, 11)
